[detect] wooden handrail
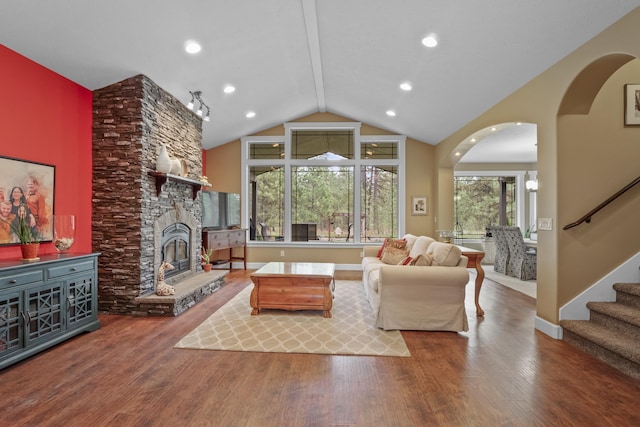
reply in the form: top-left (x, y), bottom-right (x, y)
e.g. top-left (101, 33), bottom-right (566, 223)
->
top-left (563, 175), bottom-right (640, 230)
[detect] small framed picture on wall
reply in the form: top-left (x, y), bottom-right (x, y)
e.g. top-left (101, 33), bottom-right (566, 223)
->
top-left (411, 196), bottom-right (428, 216)
top-left (624, 83), bottom-right (640, 126)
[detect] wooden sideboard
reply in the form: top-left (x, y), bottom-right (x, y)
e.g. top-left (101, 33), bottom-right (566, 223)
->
top-left (0, 253), bottom-right (100, 370)
top-left (202, 229), bottom-right (247, 270)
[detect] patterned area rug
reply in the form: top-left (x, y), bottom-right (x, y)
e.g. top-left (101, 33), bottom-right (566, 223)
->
top-left (175, 280), bottom-right (410, 357)
top-left (482, 265), bottom-right (537, 298)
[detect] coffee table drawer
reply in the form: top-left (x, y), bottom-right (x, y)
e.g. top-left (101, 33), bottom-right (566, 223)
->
top-left (259, 285), bottom-right (325, 304)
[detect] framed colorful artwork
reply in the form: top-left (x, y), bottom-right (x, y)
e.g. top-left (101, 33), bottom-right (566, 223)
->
top-left (0, 156), bottom-right (55, 245)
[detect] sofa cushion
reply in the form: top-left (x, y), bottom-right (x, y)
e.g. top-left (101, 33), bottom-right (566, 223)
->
top-left (408, 236), bottom-right (435, 259)
top-left (381, 246), bottom-right (409, 265)
top-left (377, 238), bottom-right (407, 258)
top-left (402, 234), bottom-right (418, 252)
top-left (427, 242), bottom-right (462, 266)
top-left (408, 253), bottom-right (433, 266)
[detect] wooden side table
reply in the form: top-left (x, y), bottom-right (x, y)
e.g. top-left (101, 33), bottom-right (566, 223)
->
top-left (457, 246), bottom-right (486, 317)
top-left (202, 229), bottom-right (247, 270)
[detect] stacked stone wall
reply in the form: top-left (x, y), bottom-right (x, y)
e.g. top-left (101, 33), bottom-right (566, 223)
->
top-left (93, 74), bottom-right (203, 314)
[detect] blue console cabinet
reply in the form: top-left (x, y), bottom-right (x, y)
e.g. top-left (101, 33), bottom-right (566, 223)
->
top-left (0, 253), bottom-right (100, 370)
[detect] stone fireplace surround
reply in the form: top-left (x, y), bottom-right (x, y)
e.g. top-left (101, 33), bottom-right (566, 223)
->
top-left (92, 74), bottom-right (226, 316)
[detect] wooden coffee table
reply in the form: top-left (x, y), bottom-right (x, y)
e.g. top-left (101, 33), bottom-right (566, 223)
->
top-left (250, 262), bottom-right (336, 318)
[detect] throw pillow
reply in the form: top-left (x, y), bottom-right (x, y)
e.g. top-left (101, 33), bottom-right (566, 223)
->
top-left (427, 242), bottom-right (462, 266)
top-left (408, 253), bottom-right (433, 266)
top-left (381, 246), bottom-right (409, 265)
top-left (376, 238), bottom-right (407, 258)
top-left (397, 256), bottom-right (413, 265)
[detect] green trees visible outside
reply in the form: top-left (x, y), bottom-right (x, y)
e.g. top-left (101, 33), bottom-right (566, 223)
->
top-left (252, 166), bottom-right (284, 238)
top-left (292, 166), bottom-right (353, 236)
top-left (251, 164), bottom-right (398, 241)
top-left (454, 176), bottom-right (516, 238)
top-left (362, 165), bottom-right (398, 240)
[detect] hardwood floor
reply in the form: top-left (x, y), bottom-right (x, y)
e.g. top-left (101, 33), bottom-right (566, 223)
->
top-left (1, 270), bottom-right (639, 426)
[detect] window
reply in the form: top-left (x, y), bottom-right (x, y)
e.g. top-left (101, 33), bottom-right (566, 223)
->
top-left (242, 124), bottom-right (405, 244)
top-left (453, 172), bottom-right (526, 239)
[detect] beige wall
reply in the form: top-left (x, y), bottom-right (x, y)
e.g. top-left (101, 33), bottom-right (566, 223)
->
top-left (206, 111), bottom-right (437, 266)
top-left (435, 7), bottom-right (640, 324)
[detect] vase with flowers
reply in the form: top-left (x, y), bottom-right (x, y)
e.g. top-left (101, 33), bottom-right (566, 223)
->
top-left (201, 247), bottom-right (214, 272)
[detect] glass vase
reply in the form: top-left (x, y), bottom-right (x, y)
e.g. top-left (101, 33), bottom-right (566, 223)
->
top-left (54, 215), bottom-right (75, 253)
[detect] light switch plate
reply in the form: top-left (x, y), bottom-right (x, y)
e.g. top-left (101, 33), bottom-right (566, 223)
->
top-left (538, 218), bottom-right (553, 231)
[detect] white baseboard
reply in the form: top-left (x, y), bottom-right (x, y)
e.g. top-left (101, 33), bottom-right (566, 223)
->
top-left (535, 316), bottom-right (563, 339)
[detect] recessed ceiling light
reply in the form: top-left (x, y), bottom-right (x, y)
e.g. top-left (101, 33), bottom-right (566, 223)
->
top-left (386, 110), bottom-right (396, 117)
top-left (246, 111), bottom-right (256, 118)
top-left (516, 122), bottom-right (522, 126)
top-left (184, 40), bottom-right (201, 54)
top-left (223, 85), bottom-right (235, 94)
top-left (491, 127), bottom-right (497, 131)
top-left (400, 82), bottom-right (412, 91)
top-left (421, 34), bottom-right (438, 48)
top-left (470, 138), bottom-right (477, 143)
top-left (455, 152), bottom-right (461, 156)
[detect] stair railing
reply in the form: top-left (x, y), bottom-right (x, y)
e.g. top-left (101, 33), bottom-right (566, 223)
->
top-left (563, 175), bottom-right (640, 230)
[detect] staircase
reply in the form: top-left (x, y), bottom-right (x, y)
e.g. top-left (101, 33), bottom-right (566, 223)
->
top-left (560, 283), bottom-right (640, 380)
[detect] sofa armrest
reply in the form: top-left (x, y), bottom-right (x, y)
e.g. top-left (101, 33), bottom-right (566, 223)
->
top-left (363, 245), bottom-right (380, 258)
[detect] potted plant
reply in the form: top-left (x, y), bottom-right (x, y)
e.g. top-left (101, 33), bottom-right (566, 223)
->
top-left (201, 247), bottom-right (214, 272)
top-left (3, 213), bottom-right (40, 260)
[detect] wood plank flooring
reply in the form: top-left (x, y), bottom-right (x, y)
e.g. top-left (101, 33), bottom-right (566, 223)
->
top-left (1, 270), bottom-right (639, 426)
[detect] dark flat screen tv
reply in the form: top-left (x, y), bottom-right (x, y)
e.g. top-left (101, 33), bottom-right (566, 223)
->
top-left (202, 191), bottom-right (241, 230)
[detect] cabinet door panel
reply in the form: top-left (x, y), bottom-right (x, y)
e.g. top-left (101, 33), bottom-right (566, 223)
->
top-left (26, 282), bottom-right (64, 346)
top-left (67, 274), bottom-right (96, 328)
top-left (0, 291), bottom-right (23, 360)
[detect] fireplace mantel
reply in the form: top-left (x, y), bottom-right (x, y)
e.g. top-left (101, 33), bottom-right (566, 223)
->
top-left (148, 171), bottom-right (206, 200)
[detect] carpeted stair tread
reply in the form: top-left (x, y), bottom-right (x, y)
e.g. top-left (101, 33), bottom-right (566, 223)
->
top-left (561, 320), bottom-right (640, 365)
top-left (613, 282), bottom-right (640, 297)
top-left (587, 301), bottom-right (640, 328)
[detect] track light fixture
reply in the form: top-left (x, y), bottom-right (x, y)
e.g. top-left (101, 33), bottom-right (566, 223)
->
top-left (187, 90), bottom-right (210, 122)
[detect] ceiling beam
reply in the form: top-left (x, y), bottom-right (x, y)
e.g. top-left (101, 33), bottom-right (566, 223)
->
top-left (301, 0), bottom-right (326, 112)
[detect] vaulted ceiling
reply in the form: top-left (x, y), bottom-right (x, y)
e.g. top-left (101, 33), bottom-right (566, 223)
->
top-left (1, 1), bottom-right (638, 163)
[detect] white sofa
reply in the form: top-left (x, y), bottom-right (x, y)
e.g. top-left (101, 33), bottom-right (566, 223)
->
top-left (362, 234), bottom-right (470, 332)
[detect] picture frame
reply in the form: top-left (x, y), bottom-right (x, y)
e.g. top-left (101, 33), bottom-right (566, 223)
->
top-left (624, 84), bottom-right (640, 126)
top-left (0, 156), bottom-right (55, 246)
top-left (411, 195), bottom-right (428, 216)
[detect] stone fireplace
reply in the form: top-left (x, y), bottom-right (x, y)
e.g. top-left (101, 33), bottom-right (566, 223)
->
top-left (154, 204), bottom-right (198, 282)
top-left (92, 74), bottom-right (226, 316)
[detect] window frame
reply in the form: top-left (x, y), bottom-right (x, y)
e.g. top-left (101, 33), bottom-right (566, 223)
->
top-left (241, 123), bottom-right (405, 246)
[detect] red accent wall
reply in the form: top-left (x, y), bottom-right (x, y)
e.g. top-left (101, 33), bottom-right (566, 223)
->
top-left (0, 45), bottom-right (93, 260)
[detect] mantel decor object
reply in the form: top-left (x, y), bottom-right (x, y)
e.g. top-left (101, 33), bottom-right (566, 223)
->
top-left (156, 143), bottom-right (172, 173)
top-left (53, 214), bottom-right (75, 253)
